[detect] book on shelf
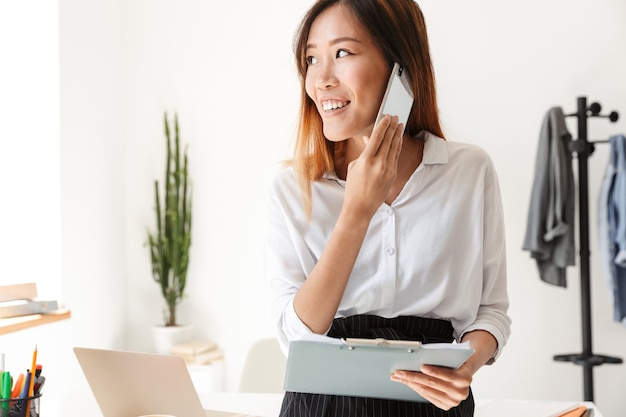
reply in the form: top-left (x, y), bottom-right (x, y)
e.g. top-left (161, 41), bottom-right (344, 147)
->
top-left (171, 339), bottom-right (217, 355)
top-left (0, 299), bottom-right (59, 319)
top-left (174, 348), bottom-right (224, 365)
top-left (171, 340), bottom-right (223, 365)
top-left (0, 282), bottom-right (38, 302)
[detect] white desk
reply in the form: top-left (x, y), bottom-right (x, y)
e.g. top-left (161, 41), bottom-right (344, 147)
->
top-left (201, 393), bottom-right (283, 417)
top-left (474, 399), bottom-right (601, 417)
top-left (199, 393), bottom-right (604, 417)
top-left (43, 391), bottom-right (604, 417)
top-left (200, 392), bottom-right (602, 417)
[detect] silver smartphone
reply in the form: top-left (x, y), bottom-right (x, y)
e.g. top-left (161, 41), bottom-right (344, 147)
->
top-left (374, 62), bottom-right (414, 134)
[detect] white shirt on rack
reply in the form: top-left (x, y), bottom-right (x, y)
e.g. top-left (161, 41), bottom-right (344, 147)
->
top-left (265, 132), bottom-right (511, 360)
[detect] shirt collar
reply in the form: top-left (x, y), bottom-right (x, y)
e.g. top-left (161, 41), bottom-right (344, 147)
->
top-left (420, 131), bottom-right (448, 165)
top-left (322, 170), bottom-right (341, 182)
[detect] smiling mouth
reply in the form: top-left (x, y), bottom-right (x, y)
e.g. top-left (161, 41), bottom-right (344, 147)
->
top-left (322, 100), bottom-right (350, 112)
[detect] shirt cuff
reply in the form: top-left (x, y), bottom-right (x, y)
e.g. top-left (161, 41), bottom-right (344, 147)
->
top-left (277, 300), bottom-right (321, 354)
top-left (460, 323), bottom-right (508, 364)
top-left (614, 249), bottom-right (626, 267)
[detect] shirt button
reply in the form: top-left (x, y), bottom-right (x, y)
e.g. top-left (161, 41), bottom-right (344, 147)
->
top-left (385, 207), bottom-right (393, 216)
top-left (385, 247), bottom-right (395, 256)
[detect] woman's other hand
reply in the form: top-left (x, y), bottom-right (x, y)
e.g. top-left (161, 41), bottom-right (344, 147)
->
top-left (390, 331), bottom-right (498, 411)
top-left (390, 363), bottom-right (473, 411)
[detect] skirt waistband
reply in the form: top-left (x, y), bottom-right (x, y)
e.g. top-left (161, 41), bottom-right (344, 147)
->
top-left (327, 315), bottom-right (454, 343)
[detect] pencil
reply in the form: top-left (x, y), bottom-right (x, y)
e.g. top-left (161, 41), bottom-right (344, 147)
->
top-left (29, 345), bottom-right (37, 394)
top-left (25, 345), bottom-right (37, 415)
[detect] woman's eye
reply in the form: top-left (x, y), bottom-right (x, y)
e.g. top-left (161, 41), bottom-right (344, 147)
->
top-left (336, 49), bottom-right (350, 58)
top-left (306, 56), bottom-right (318, 65)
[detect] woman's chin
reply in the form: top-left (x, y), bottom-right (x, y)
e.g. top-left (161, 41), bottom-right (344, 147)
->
top-left (324, 135), bottom-right (348, 143)
top-left (323, 128), bottom-right (370, 143)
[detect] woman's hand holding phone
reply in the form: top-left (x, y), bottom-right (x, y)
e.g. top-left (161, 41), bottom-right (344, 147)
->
top-left (343, 114), bottom-right (404, 220)
top-left (342, 63), bottom-right (412, 221)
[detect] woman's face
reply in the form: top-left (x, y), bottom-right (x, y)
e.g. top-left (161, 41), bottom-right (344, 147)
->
top-left (304, 4), bottom-right (390, 142)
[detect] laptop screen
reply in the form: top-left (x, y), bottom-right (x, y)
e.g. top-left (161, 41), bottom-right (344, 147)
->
top-left (74, 347), bottom-right (207, 417)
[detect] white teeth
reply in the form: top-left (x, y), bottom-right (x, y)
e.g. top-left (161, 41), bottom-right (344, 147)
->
top-left (322, 100), bottom-right (348, 111)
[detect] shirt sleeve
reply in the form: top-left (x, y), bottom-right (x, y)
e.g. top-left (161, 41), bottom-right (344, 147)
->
top-left (460, 156), bottom-right (511, 363)
top-left (264, 171), bottom-right (321, 355)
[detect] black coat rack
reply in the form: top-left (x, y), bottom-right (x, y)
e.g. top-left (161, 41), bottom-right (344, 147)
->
top-left (553, 96), bottom-right (623, 402)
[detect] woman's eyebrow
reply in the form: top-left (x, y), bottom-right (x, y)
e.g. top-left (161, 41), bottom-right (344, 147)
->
top-left (306, 37), bottom-right (362, 50)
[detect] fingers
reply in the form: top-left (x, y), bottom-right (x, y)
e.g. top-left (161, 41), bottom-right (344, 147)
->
top-left (390, 367), bottom-right (471, 411)
top-left (378, 115), bottom-right (403, 160)
top-left (342, 115), bottom-right (404, 217)
top-left (389, 120), bottom-right (404, 165)
top-left (362, 115), bottom-right (403, 159)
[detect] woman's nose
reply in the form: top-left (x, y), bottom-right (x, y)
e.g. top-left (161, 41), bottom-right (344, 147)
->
top-left (315, 62), bottom-right (338, 90)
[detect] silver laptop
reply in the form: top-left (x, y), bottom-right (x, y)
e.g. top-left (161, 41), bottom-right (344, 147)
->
top-left (74, 347), bottom-right (207, 417)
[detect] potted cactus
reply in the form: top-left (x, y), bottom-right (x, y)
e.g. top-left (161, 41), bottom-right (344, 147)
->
top-left (146, 112), bottom-right (192, 352)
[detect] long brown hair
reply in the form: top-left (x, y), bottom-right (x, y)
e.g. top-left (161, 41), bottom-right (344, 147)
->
top-left (290, 0), bottom-right (443, 215)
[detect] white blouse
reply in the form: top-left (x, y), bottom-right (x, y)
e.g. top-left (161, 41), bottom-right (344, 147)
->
top-left (265, 132), bottom-right (511, 360)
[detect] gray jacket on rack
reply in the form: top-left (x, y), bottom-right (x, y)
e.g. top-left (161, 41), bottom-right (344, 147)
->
top-left (523, 107), bottom-right (576, 287)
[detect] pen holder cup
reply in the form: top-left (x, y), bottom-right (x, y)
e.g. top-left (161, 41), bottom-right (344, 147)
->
top-left (0, 393), bottom-right (41, 417)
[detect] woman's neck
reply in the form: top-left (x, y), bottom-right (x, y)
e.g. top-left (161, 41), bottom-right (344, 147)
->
top-left (334, 135), bottom-right (424, 185)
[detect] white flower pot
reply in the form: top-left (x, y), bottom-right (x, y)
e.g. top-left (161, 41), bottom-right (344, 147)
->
top-left (151, 324), bottom-right (193, 354)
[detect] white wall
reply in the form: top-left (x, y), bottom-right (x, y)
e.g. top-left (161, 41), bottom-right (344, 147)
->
top-left (56, 0), bottom-right (127, 414)
top-left (0, 2), bottom-right (61, 296)
top-left (421, 1), bottom-right (626, 412)
top-left (50, 1), bottom-right (626, 416)
top-left (0, 0), bottom-right (69, 410)
top-left (119, 0), bottom-right (309, 389)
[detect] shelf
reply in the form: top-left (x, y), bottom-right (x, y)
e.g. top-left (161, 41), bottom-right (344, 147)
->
top-left (0, 309), bottom-right (71, 335)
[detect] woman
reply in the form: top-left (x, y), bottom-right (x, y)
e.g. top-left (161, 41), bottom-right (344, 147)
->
top-left (265, 0), bottom-right (511, 416)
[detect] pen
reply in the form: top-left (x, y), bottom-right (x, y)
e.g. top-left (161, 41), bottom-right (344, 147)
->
top-left (25, 345), bottom-right (37, 415)
top-left (10, 374), bottom-right (24, 399)
top-left (18, 371), bottom-right (32, 399)
top-left (19, 372), bottom-right (31, 399)
top-left (1, 371), bottom-right (11, 411)
top-left (33, 376), bottom-right (45, 396)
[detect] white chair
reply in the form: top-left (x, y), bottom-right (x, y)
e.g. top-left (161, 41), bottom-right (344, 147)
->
top-left (238, 337), bottom-right (287, 393)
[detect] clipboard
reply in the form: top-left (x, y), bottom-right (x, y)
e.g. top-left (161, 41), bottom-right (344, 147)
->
top-left (284, 337), bottom-right (475, 402)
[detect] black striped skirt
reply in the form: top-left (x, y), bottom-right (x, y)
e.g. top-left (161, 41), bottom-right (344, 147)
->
top-left (279, 315), bottom-right (474, 417)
